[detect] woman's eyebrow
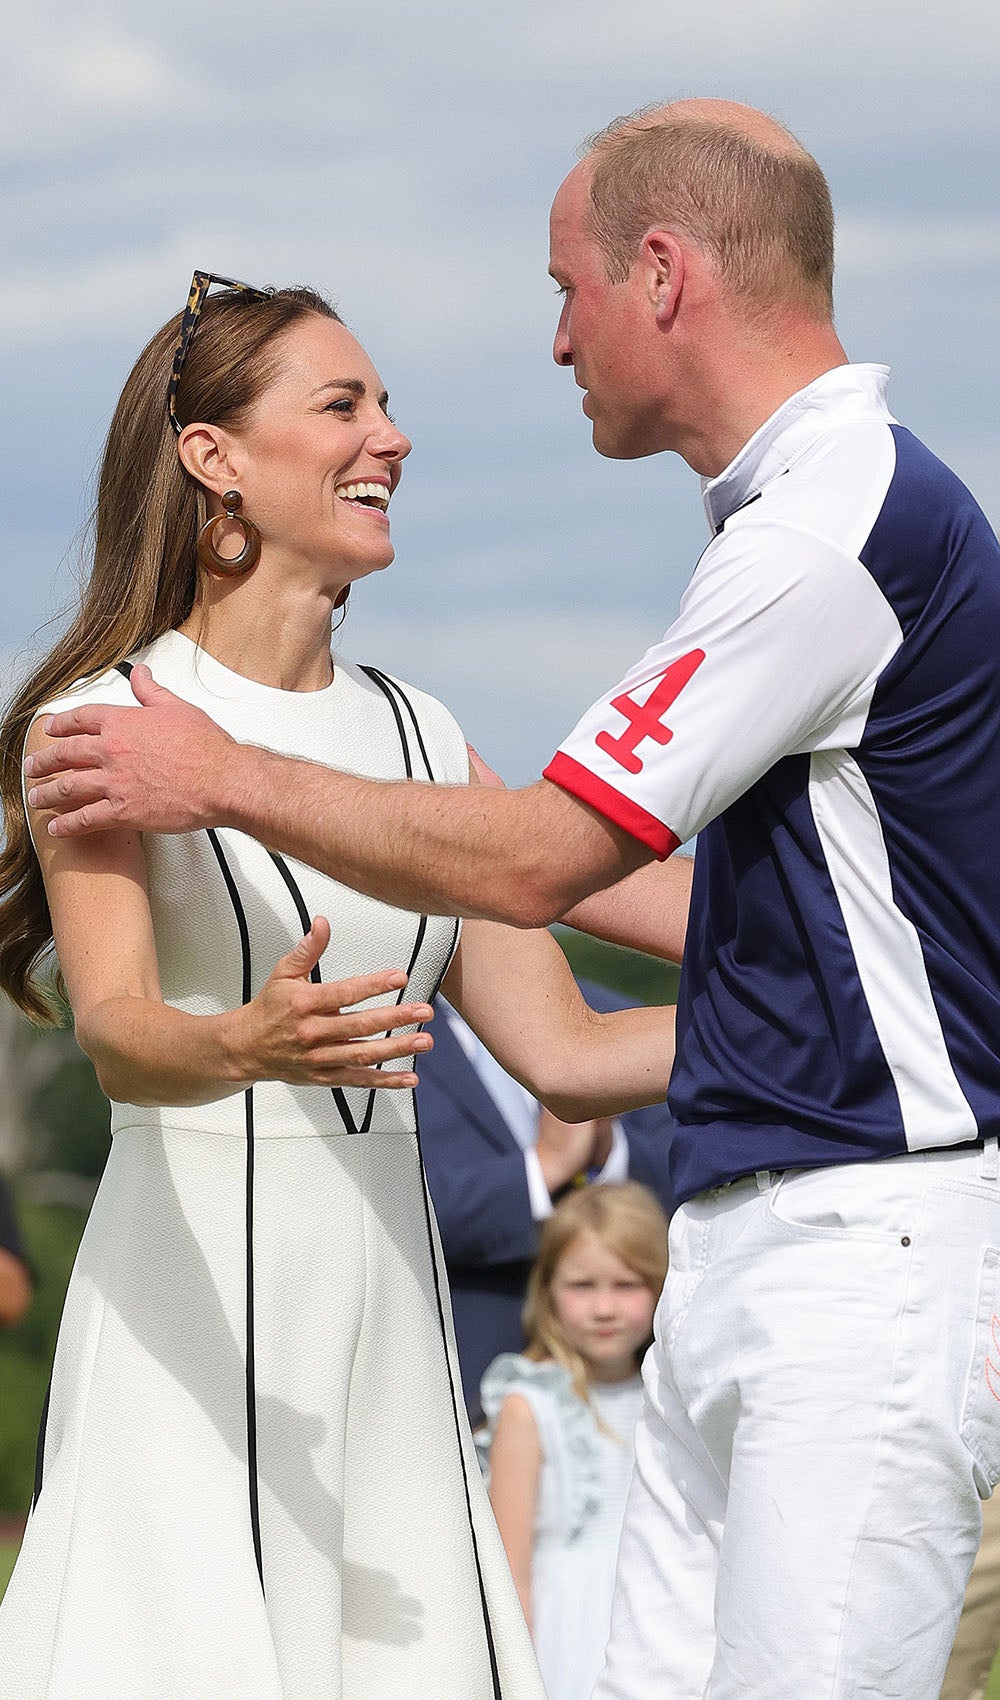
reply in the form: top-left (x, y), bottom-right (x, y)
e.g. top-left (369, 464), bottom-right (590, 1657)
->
top-left (312, 379), bottom-right (391, 409)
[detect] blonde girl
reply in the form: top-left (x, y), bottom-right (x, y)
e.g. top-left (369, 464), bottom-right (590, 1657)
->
top-left (483, 1183), bottom-right (669, 1700)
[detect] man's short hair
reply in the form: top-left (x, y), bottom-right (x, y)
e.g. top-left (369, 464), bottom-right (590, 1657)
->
top-left (583, 109), bottom-right (835, 321)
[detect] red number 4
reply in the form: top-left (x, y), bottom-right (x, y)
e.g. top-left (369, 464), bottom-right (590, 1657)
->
top-left (595, 649), bottom-right (705, 775)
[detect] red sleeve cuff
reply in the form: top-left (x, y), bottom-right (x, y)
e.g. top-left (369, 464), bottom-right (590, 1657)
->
top-left (542, 751), bottom-right (680, 860)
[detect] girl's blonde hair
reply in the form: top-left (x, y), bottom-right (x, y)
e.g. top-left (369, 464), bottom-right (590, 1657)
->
top-left (0, 284), bottom-right (340, 1023)
top-left (522, 1182), bottom-right (669, 1409)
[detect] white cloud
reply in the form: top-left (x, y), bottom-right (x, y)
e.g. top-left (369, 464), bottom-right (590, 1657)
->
top-left (0, 17), bottom-right (207, 156)
top-left (66, 38), bottom-right (175, 108)
top-left (528, 0), bottom-right (1000, 82)
top-left (838, 214), bottom-right (1000, 279)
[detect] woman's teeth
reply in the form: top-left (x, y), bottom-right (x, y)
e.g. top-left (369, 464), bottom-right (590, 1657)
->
top-left (334, 482), bottom-right (389, 512)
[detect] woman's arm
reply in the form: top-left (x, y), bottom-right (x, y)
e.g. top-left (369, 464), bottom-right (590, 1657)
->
top-left (488, 1392), bottom-right (542, 1632)
top-left (468, 745), bottom-right (692, 965)
top-left (26, 720), bottom-right (434, 1107)
top-left (560, 854), bottom-right (693, 964)
top-left (441, 922), bottom-right (674, 1124)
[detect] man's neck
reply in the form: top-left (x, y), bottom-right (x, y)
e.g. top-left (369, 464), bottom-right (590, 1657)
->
top-left (680, 322), bottom-right (850, 479)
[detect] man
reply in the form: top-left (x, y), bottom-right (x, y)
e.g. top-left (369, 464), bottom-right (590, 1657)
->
top-left (27, 100), bottom-right (1000, 1695)
top-left (419, 982), bottom-right (675, 1416)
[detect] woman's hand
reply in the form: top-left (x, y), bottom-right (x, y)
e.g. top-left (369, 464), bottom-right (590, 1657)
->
top-left (466, 744), bottom-right (506, 789)
top-left (228, 917), bottom-right (434, 1088)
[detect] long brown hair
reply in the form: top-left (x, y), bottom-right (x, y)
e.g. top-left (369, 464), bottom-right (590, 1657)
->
top-left (0, 284), bottom-right (340, 1022)
top-left (522, 1182), bottom-right (669, 1411)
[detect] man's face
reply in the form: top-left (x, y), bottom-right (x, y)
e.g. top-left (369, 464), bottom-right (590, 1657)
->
top-left (549, 162), bottom-right (670, 460)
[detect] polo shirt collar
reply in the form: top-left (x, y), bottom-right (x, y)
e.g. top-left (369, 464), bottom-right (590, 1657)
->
top-left (701, 362), bottom-right (893, 534)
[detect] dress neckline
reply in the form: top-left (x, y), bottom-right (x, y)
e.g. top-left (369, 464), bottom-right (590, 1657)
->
top-left (153, 628), bottom-right (346, 706)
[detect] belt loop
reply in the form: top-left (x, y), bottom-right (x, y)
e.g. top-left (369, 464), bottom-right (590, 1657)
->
top-left (755, 1169), bottom-right (772, 1193)
top-left (982, 1137), bottom-right (999, 1180)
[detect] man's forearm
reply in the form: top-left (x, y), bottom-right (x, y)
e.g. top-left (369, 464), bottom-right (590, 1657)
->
top-left (26, 676), bottom-right (653, 920)
top-left (221, 746), bottom-right (646, 925)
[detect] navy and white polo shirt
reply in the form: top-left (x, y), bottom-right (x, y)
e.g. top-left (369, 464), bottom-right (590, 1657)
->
top-left (544, 364), bottom-right (1000, 1203)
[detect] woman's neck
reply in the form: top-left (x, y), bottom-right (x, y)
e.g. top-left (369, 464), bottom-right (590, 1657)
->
top-left (178, 577), bottom-right (338, 693)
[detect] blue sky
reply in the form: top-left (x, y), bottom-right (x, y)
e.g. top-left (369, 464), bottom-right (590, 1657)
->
top-left (3, 0), bottom-right (998, 779)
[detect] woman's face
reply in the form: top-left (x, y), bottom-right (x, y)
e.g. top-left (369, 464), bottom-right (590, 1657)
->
top-left (550, 1229), bottom-right (655, 1382)
top-left (221, 313), bottom-right (412, 596)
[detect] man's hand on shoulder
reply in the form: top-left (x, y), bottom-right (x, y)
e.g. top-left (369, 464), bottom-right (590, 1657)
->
top-left (23, 665), bottom-right (249, 838)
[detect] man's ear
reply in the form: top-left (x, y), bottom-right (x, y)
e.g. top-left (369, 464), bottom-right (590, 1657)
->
top-left (177, 422), bottom-right (240, 496)
top-left (644, 231), bottom-right (685, 326)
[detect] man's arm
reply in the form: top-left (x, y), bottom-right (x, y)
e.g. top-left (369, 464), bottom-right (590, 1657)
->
top-left (26, 667), bottom-right (653, 926)
top-left (468, 742), bottom-right (693, 964)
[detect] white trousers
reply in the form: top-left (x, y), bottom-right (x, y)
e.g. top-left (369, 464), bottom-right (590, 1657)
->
top-left (595, 1145), bottom-right (1000, 1700)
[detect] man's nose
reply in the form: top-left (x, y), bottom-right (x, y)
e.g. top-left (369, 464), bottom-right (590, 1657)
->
top-left (553, 301), bottom-right (573, 366)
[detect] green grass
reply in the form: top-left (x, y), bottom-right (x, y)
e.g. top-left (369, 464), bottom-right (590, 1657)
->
top-left (988, 1655), bottom-right (1000, 1699)
top-left (554, 925), bottom-right (681, 1006)
top-left (0, 1200), bottom-right (89, 1516)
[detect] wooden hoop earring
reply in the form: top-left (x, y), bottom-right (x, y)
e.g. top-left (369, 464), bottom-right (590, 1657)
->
top-left (197, 490), bottom-right (261, 577)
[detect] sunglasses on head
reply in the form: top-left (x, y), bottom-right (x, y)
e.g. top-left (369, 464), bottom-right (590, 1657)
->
top-left (167, 269), bottom-right (274, 434)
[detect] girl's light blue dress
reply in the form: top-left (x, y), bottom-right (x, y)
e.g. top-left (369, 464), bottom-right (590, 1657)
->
top-left (480, 1354), bottom-right (644, 1700)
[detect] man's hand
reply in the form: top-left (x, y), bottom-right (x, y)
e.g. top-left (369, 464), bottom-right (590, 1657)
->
top-left (535, 1105), bottom-right (605, 1194)
top-left (24, 665), bottom-right (238, 837)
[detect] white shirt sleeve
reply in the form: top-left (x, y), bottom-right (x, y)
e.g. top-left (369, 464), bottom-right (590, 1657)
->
top-left (543, 519), bottom-right (903, 855)
top-left (593, 1119), bottom-right (629, 1185)
top-left (523, 1147), bottom-right (555, 1220)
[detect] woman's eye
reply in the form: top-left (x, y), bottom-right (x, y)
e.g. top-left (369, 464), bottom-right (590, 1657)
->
top-left (326, 398), bottom-right (355, 415)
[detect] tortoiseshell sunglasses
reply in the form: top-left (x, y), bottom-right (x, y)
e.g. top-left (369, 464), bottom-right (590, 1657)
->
top-left (167, 269), bottom-right (274, 434)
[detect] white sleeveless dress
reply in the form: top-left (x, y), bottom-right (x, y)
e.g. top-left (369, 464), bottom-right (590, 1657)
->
top-left (0, 630), bottom-right (543, 1700)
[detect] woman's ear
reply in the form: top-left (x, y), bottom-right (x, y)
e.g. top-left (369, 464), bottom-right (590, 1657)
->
top-left (177, 423), bottom-right (240, 496)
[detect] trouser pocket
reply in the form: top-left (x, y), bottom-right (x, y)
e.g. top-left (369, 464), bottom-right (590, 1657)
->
top-left (962, 1245), bottom-right (1000, 1498)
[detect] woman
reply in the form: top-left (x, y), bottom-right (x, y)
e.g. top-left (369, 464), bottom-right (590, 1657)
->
top-left (0, 278), bottom-right (673, 1699)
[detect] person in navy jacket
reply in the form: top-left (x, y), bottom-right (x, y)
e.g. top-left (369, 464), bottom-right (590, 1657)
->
top-left (417, 977), bottom-right (674, 1418)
